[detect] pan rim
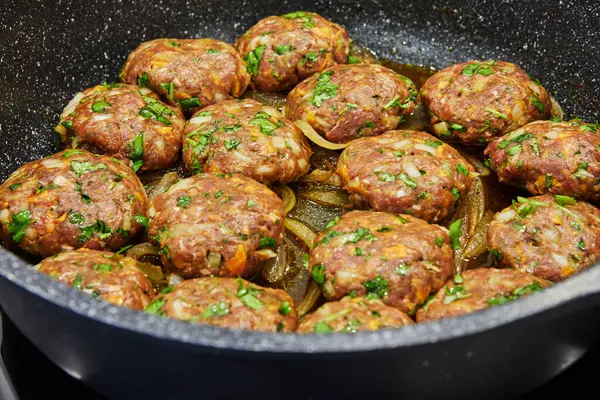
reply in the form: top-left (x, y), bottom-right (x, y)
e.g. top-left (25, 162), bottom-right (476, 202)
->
top-left (0, 247), bottom-right (598, 354)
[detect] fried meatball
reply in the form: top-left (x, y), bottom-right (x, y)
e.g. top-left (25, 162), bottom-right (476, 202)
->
top-left (416, 268), bottom-right (551, 323)
top-left (309, 210), bottom-right (454, 314)
top-left (0, 149), bottom-right (148, 257)
top-left (120, 38), bottom-right (250, 114)
top-left (35, 249), bottom-right (154, 310)
top-left (337, 130), bottom-right (475, 223)
top-left (182, 99), bottom-right (311, 184)
top-left (57, 83), bottom-right (185, 172)
top-left (148, 173), bottom-right (284, 278)
top-left (485, 120), bottom-right (600, 201)
top-left (145, 277), bottom-right (297, 332)
top-left (488, 194), bottom-right (600, 282)
top-left (235, 11), bottom-right (350, 93)
top-left (420, 60), bottom-right (551, 145)
top-left (285, 64), bottom-right (418, 144)
top-left (297, 296), bottom-right (414, 334)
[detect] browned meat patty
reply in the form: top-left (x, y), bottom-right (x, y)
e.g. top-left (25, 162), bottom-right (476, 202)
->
top-left (487, 194), bottom-right (600, 282)
top-left (416, 268), bottom-right (551, 323)
top-left (0, 149), bottom-right (148, 257)
top-left (145, 277), bottom-right (297, 332)
top-left (285, 64), bottom-right (417, 144)
top-left (309, 210), bottom-right (454, 314)
top-left (336, 130), bottom-right (476, 223)
top-left (120, 38), bottom-right (250, 115)
top-left (485, 120), bottom-right (600, 201)
top-left (148, 173), bottom-right (284, 279)
top-left (235, 11), bottom-right (350, 93)
top-left (35, 249), bottom-right (154, 310)
top-left (420, 60), bottom-right (551, 145)
top-left (297, 296), bottom-right (414, 333)
top-left (57, 83), bottom-right (185, 172)
top-left (182, 99), bottom-right (312, 184)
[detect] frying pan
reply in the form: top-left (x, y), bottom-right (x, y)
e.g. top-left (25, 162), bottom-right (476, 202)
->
top-left (1, 0), bottom-right (599, 398)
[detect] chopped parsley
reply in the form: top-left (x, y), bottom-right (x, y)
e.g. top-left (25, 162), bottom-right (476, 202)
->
top-left (236, 278), bottom-right (264, 310)
top-left (249, 112), bottom-right (278, 135)
top-left (514, 196), bottom-right (548, 218)
top-left (325, 216), bottom-right (340, 230)
top-left (133, 214), bottom-right (148, 229)
top-left (354, 248), bottom-right (364, 256)
top-left (373, 171), bottom-right (418, 188)
top-left (312, 263), bottom-right (326, 285)
top-left (179, 97), bottom-right (201, 110)
top-left (205, 49), bottom-right (221, 54)
top-left (62, 149), bottom-right (84, 158)
top-left (144, 298), bottom-right (166, 315)
top-left (160, 81), bottom-right (175, 101)
top-left (274, 45), bottom-right (292, 55)
top-left (462, 62), bottom-right (495, 77)
top-left (202, 301), bottom-right (230, 319)
top-left (137, 72), bottom-right (150, 88)
top-left (282, 11), bottom-right (315, 28)
top-left (129, 132), bottom-right (144, 172)
top-left (347, 55), bottom-right (361, 64)
top-left (487, 281), bottom-right (544, 306)
top-left (70, 161), bottom-right (107, 177)
top-left (224, 138), bottom-right (241, 150)
top-left (448, 219), bottom-right (462, 250)
top-left (168, 40), bottom-right (180, 47)
top-left (91, 101), bottom-right (111, 113)
top-left (139, 95), bottom-right (174, 125)
top-left (310, 71), bottom-right (338, 107)
top-left (9, 183), bottom-right (21, 191)
top-left (554, 195), bottom-right (576, 207)
top-left (491, 248), bottom-right (503, 261)
top-left (434, 237), bottom-right (444, 248)
top-left (395, 264), bottom-right (408, 276)
top-left (314, 321), bottom-right (333, 333)
top-left (243, 45), bottom-right (266, 76)
top-left (258, 236), bottom-right (277, 249)
top-left (8, 210), bottom-right (32, 243)
top-left (363, 275), bottom-right (389, 299)
top-left (456, 164), bottom-right (469, 176)
top-left (177, 196), bottom-right (191, 208)
top-left (531, 95), bottom-right (545, 113)
top-left (451, 187), bottom-right (460, 201)
top-left (93, 263), bottom-right (113, 273)
top-left (443, 277), bottom-right (472, 304)
top-left (544, 174), bottom-right (553, 189)
top-left (278, 302), bottom-right (292, 316)
top-left (578, 240), bottom-right (586, 251)
top-left (485, 107), bottom-right (508, 120)
top-left (69, 211), bottom-right (85, 225)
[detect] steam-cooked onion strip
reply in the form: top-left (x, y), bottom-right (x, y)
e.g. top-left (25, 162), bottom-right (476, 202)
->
top-left (126, 242), bottom-right (160, 260)
top-left (145, 172), bottom-right (178, 199)
top-left (294, 120), bottom-right (351, 150)
top-left (284, 218), bottom-right (317, 249)
top-left (137, 262), bottom-right (165, 283)
top-left (297, 281), bottom-right (322, 317)
top-left (300, 190), bottom-right (351, 208)
top-left (273, 184), bottom-right (296, 213)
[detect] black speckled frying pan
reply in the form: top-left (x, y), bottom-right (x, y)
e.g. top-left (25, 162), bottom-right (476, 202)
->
top-left (1, 1), bottom-right (599, 399)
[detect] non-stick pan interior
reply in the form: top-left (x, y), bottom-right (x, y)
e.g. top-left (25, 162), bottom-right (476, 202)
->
top-left (0, 0), bottom-right (599, 351)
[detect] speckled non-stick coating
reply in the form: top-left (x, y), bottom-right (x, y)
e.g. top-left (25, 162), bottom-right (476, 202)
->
top-left (0, 0), bottom-right (599, 353)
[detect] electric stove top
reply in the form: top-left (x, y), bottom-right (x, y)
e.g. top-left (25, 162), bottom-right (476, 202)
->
top-left (0, 312), bottom-right (596, 400)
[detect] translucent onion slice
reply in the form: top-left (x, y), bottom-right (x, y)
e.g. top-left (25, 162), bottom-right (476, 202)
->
top-left (284, 218), bottom-right (317, 250)
top-left (550, 95), bottom-right (564, 121)
top-left (145, 172), bottom-right (178, 199)
top-left (294, 120), bottom-right (351, 150)
top-left (126, 242), bottom-right (160, 261)
top-left (137, 262), bottom-right (165, 284)
top-left (299, 189), bottom-right (351, 208)
top-left (297, 281), bottom-right (322, 317)
top-left (300, 169), bottom-right (342, 187)
top-left (272, 184), bottom-right (296, 213)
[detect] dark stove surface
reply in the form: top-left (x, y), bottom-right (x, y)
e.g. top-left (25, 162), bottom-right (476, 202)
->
top-left (0, 312), bottom-right (596, 400)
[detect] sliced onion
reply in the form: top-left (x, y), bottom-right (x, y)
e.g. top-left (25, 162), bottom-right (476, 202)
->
top-left (414, 143), bottom-right (437, 154)
top-left (261, 106), bottom-right (283, 119)
top-left (300, 169), bottom-right (342, 187)
top-left (299, 189), bottom-right (351, 208)
top-left (189, 115), bottom-right (212, 125)
top-left (145, 172), bottom-right (178, 199)
top-left (166, 273), bottom-right (184, 286)
top-left (397, 102), bottom-right (427, 132)
top-left (261, 244), bottom-right (288, 283)
top-left (272, 184), bottom-right (296, 213)
top-left (242, 90), bottom-right (287, 110)
top-left (404, 161), bottom-right (421, 178)
top-left (545, 130), bottom-right (559, 139)
top-left (297, 281), bottom-right (322, 317)
top-left (284, 218), bottom-right (317, 250)
top-left (391, 139), bottom-right (413, 149)
top-left (41, 158), bottom-right (64, 168)
top-left (433, 121), bottom-right (449, 135)
top-left (294, 120), bottom-right (351, 150)
top-left (127, 243), bottom-right (160, 261)
top-left (552, 253), bottom-right (568, 267)
top-left (61, 91), bottom-right (84, 119)
top-left (496, 209), bottom-right (516, 222)
top-left (461, 210), bottom-right (494, 264)
top-left (137, 262), bottom-right (165, 283)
